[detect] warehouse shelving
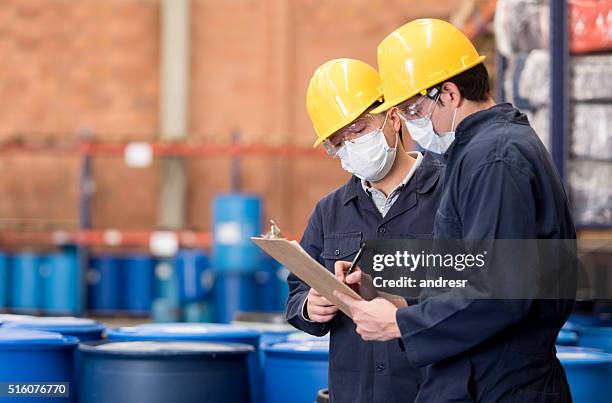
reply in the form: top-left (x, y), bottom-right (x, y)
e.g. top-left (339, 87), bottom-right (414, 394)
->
top-left (0, 136), bottom-right (312, 248)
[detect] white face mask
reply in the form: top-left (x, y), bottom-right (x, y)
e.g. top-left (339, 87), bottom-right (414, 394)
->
top-left (401, 107), bottom-right (458, 154)
top-left (337, 113), bottom-right (397, 182)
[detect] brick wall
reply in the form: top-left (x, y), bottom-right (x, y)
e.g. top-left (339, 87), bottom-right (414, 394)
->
top-left (0, 0), bottom-right (472, 237)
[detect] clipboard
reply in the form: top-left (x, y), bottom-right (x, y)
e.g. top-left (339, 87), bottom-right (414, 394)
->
top-left (251, 232), bottom-right (363, 318)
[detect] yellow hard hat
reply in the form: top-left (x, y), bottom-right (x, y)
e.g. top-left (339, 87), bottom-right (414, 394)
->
top-left (306, 58), bottom-right (384, 147)
top-left (372, 19), bottom-right (486, 114)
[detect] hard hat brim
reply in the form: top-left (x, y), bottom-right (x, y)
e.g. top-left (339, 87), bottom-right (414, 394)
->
top-left (312, 136), bottom-right (324, 148)
top-left (371, 55), bottom-right (486, 114)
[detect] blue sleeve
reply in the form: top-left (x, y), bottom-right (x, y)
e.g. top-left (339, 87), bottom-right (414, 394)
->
top-left (397, 160), bottom-right (537, 367)
top-left (285, 203), bottom-right (331, 336)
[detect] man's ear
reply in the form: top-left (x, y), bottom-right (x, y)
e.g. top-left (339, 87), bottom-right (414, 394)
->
top-left (389, 107), bottom-right (402, 134)
top-left (441, 82), bottom-right (462, 108)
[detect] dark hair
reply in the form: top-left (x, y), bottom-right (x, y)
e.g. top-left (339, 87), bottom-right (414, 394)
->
top-left (435, 63), bottom-right (491, 104)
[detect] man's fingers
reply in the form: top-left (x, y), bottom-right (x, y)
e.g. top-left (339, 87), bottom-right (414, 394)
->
top-left (333, 290), bottom-right (359, 308)
top-left (334, 260), bottom-right (352, 281)
top-left (345, 271), bottom-right (361, 285)
top-left (311, 313), bottom-right (336, 323)
top-left (309, 288), bottom-right (322, 297)
top-left (310, 293), bottom-right (334, 307)
top-left (309, 305), bottom-right (338, 316)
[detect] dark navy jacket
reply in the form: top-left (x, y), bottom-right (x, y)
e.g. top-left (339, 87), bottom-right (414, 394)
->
top-left (396, 104), bottom-right (576, 403)
top-left (286, 153), bottom-right (444, 403)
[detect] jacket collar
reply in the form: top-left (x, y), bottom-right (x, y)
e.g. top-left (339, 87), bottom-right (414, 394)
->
top-left (342, 152), bottom-right (442, 206)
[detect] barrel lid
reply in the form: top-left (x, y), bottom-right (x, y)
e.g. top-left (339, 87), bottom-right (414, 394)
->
top-left (557, 348), bottom-right (612, 364)
top-left (232, 311), bottom-right (293, 334)
top-left (264, 340), bottom-right (329, 356)
top-left (2, 316), bottom-right (105, 334)
top-left (231, 321), bottom-right (294, 334)
top-left (107, 323), bottom-right (259, 340)
top-left (556, 330), bottom-right (578, 344)
top-left (0, 328), bottom-right (78, 347)
top-left (79, 340), bottom-right (254, 356)
top-left (286, 332), bottom-right (330, 342)
top-left (0, 314), bottom-right (36, 323)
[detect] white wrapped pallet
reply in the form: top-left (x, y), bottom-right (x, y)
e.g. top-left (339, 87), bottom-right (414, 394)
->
top-left (503, 54), bottom-right (536, 110)
top-left (572, 104), bottom-right (612, 161)
top-left (531, 107), bottom-right (551, 152)
top-left (519, 50), bottom-right (612, 106)
top-left (494, 0), bottom-right (548, 57)
top-left (528, 104), bottom-right (612, 160)
top-left (569, 160), bottom-right (612, 225)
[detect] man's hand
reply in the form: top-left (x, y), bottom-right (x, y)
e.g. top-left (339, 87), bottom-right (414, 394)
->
top-left (334, 260), bottom-right (377, 300)
top-left (306, 288), bottom-right (338, 323)
top-left (334, 290), bottom-right (401, 341)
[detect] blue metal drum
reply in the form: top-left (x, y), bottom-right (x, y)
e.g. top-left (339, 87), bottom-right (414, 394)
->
top-left (10, 252), bottom-right (42, 312)
top-left (232, 312), bottom-right (295, 349)
top-left (212, 194), bottom-right (262, 273)
top-left (557, 347), bottom-right (612, 403)
top-left (263, 340), bottom-right (330, 403)
top-left (182, 302), bottom-right (214, 323)
top-left (0, 253), bottom-right (9, 309)
top-left (151, 298), bottom-right (180, 323)
top-left (106, 323), bottom-right (262, 403)
top-left (154, 259), bottom-right (178, 303)
top-left (41, 251), bottom-right (83, 315)
top-left (87, 255), bottom-right (122, 312)
top-left (122, 254), bottom-right (156, 314)
top-left (174, 249), bottom-right (211, 304)
top-left (213, 272), bottom-right (258, 323)
top-left (255, 257), bottom-right (290, 312)
top-left (79, 340), bottom-right (253, 403)
top-left (0, 328), bottom-right (78, 403)
top-left (568, 313), bottom-right (609, 328)
top-left (1, 316), bottom-right (105, 342)
top-left (578, 326), bottom-right (612, 353)
top-left (557, 329), bottom-right (579, 346)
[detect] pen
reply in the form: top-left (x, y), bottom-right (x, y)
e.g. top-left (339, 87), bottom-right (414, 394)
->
top-left (345, 244), bottom-right (364, 277)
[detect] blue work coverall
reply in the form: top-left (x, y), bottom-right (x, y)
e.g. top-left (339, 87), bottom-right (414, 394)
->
top-left (286, 153), bottom-right (444, 403)
top-left (396, 104), bottom-right (576, 402)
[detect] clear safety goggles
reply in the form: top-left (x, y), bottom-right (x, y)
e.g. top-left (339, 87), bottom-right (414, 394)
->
top-left (323, 113), bottom-right (388, 158)
top-left (399, 87), bottom-right (441, 127)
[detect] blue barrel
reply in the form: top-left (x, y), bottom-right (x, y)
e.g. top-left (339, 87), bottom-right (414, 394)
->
top-left (182, 302), bottom-right (214, 323)
top-left (106, 323), bottom-right (262, 403)
top-left (88, 255), bottom-right (122, 312)
top-left (151, 298), bottom-right (180, 323)
top-left (0, 253), bottom-right (9, 309)
top-left (557, 347), bottom-right (612, 403)
top-left (255, 257), bottom-right (290, 312)
top-left (232, 312), bottom-right (295, 348)
top-left (213, 272), bottom-right (258, 323)
top-left (41, 251), bottom-right (83, 315)
top-left (568, 313), bottom-right (607, 328)
top-left (212, 194), bottom-right (262, 273)
top-left (578, 326), bottom-right (612, 353)
top-left (557, 329), bottom-right (579, 346)
top-left (123, 254), bottom-right (156, 314)
top-left (79, 340), bottom-right (253, 403)
top-left (0, 328), bottom-right (78, 402)
top-left (263, 340), bottom-right (330, 403)
top-left (174, 249), bottom-right (211, 304)
top-left (10, 252), bottom-right (42, 312)
top-left (154, 259), bottom-right (178, 302)
top-left (2, 316), bottom-right (105, 342)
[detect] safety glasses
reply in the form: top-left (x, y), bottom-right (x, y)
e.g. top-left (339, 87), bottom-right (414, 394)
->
top-left (323, 113), bottom-right (386, 158)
